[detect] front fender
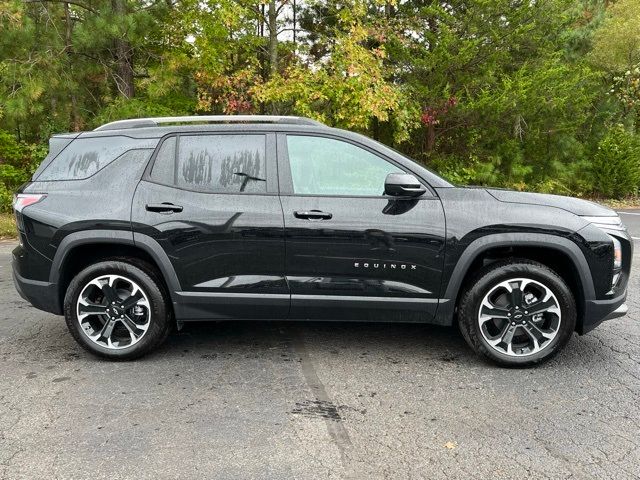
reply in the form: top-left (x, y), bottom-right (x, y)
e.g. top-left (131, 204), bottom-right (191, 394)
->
top-left (434, 233), bottom-right (595, 325)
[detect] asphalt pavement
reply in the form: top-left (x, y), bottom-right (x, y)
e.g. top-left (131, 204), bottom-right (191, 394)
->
top-left (0, 214), bottom-right (638, 479)
top-left (618, 208), bottom-right (640, 240)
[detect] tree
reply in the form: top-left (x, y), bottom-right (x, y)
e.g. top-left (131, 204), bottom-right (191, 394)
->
top-left (0, 0), bottom-right (181, 139)
top-left (590, 0), bottom-right (640, 131)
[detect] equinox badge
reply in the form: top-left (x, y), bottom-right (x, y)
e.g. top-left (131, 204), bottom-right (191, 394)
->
top-left (354, 261), bottom-right (417, 270)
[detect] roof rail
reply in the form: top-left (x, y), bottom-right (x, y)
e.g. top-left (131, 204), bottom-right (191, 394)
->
top-left (94, 115), bottom-right (325, 131)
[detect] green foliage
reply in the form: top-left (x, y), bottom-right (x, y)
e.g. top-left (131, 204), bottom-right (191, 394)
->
top-left (590, 0), bottom-right (640, 73)
top-left (0, 130), bottom-right (45, 212)
top-left (1, 0), bottom-right (640, 200)
top-left (254, 24), bottom-right (411, 140)
top-left (92, 98), bottom-right (181, 129)
top-left (0, 184), bottom-right (13, 214)
top-left (590, 126), bottom-right (640, 198)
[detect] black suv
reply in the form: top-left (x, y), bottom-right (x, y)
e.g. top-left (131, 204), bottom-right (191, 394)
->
top-left (12, 116), bottom-right (632, 366)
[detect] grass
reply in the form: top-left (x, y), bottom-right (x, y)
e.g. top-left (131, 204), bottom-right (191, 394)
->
top-left (595, 196), bottom-right (640, 210)
top-left (0, 213), bottom-right (17, 240)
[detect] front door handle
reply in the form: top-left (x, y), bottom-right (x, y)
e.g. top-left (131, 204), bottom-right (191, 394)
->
top-left (294, 210), bottom-right (332, 220)
top-left (146, 202), bottom-right (183, 213)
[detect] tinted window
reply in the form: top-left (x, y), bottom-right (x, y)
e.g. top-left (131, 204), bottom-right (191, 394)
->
top-left (37, 136), bottom-right (149, 181)
top-left (286, 135), bottom-right (403, 196)
top-left (150, 134), bottom-right (267, 194)
top-left (149, 137), bottom-right (176, 185)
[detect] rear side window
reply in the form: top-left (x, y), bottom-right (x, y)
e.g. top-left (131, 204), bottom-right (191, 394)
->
top-left (37, 136), bottom-right (150, 181)
top-left (150, 134), bottom-right (267, 194)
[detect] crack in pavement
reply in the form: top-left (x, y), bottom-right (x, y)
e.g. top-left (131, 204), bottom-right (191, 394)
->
top-left (289, 327), bottom-right (354, 476)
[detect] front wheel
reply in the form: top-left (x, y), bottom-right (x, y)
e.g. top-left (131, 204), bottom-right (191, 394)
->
top-left (64, 260), bottom-right (171, 360)
top-left (458, 259), bottom-right (576, 367)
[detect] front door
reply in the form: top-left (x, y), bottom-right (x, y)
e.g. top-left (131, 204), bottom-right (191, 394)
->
top-left (277, 133), bottom-right (446, 322)
top-left (132, 132), bottom-right (288, 320)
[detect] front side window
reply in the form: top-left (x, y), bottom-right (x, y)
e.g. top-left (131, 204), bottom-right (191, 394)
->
top-left (286, 135), bottom-right (403, 196)
top-left (150, 134), bottom-right (267, 194)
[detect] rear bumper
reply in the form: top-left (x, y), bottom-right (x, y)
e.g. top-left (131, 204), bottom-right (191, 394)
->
top-left (12, 262), bottom-right (62, 316)
top-left (580, 291), bottom-right (628, 335)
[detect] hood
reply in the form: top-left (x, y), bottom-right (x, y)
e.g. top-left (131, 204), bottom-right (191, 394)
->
top-left (486, 189), bottom-right (616, 217)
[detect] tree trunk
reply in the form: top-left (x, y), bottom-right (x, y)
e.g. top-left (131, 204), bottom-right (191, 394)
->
top-left (268, 0), bottom-right (278, 78)
top-left (111, 0), bottom-right (134, 98)
top-left (64, 2), bottom-right (81, 131)
top-left (426, 124), bottom-right (435, 152)
top-left (385, 1), bottom-right (393, 18)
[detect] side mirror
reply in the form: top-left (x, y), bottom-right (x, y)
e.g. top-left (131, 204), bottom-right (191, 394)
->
top-left (384, 173), bottom-right (426, 198)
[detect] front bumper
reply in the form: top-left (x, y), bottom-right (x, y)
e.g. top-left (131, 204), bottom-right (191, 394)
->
top-left (580, 291), bottom-right (628, 334)
top-left (603, 303), bottom-right (628, 321)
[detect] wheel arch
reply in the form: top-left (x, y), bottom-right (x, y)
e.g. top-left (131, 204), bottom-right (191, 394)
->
top-left (436, 233), bottom-right (595, 329)
top-left (51, 230), bottom-right (181, 311)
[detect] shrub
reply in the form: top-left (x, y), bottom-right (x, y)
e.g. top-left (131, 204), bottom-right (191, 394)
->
top-left (0, 183), bottom-right (13, 213)
top-left (0, 130), bottom-right (46, 212)
top-left (591, 126), bottom-right (640, 198)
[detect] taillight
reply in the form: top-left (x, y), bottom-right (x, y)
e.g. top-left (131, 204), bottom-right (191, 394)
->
top-left (13, 193), bottom-right (46, 213)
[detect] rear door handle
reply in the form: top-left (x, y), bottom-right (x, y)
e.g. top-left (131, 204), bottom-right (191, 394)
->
top-left (146, 202), bottom-right (183, 213)
top-left (294, 210), bottom-right (332, 220)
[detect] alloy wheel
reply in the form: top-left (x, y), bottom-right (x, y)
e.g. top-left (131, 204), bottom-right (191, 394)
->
top-left (477, 277), bottom-right (561, 357)
top-left (76, 274), bottom-right (151, 349)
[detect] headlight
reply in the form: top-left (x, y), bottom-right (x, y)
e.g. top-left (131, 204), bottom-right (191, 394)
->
top-left (582, 215), bottom-right (624, 288)
top-left (582, 215), bottom-right (625, 231)
top-left (610, 234), bottom-right (622, 270)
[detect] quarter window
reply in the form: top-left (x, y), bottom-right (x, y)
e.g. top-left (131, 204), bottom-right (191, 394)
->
top-left (37, 136), bottom-right (149, 181)
top-left (286, 135), bottom-right (403, 196)
top-left (150, 134), bottom-right (267, 194)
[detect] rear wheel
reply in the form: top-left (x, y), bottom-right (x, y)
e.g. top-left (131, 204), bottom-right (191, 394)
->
top-left (64, 260), bottom-right (171, 360)
top-left (458, 259), bottom-right (576, 367)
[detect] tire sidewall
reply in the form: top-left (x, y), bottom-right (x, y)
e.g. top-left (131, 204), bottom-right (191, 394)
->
top-left (459, 261), bottom-right (576, 367)
top-left (64, 261), bottom-right (169, 360)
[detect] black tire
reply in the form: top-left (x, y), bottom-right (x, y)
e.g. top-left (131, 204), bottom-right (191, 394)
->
top-left (64, 259), bottom-right (172, 360)
top-left (458, 259), bottom-right (576, 367)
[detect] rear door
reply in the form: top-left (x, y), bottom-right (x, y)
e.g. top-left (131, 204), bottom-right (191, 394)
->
top-left (277, 133), bottom-right (446, 322)
top-left (132, 131), bottom-right (288, 320)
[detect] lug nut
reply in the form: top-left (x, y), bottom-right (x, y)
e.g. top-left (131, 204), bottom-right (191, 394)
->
top-left (511, 322), bottom-right (516, 326)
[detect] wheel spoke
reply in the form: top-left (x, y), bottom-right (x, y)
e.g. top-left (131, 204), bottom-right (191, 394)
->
top-left (522, 322), bottom-right (554, 353)
top-left (78, 301), bottom-right (108, 318)
top-left (121, 291), bottom-right (143, 310)
top-left (95, 318), bottom-right (117, 343)
top-left (486, 322), bottom-right (509, 345)
top-left (101, 283), bottom-right (120, 303)
top-left (509, 285), bottom-right (524, 307)
top-left (501, 324), bottom-right (518, 354)
top-left (526, 321), bottom-right (555, 340)
top-left (480, 304), bottom-right (510, 321)
top-left (526, 297), bottom-right (559, 316)
top-left (120, 314), bottom-right (147, 338)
